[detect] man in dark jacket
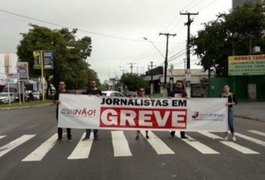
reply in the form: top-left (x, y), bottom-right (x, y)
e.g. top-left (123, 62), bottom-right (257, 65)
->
top-left (54, 81), bottom-right (72, 142)
top-left (169, 80), bottom-right (188, 139)
top-left (83, 80), bottom-right (102, 140)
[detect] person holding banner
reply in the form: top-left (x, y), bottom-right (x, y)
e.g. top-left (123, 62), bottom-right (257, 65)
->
top-left (221, 84), bottom-right (238, 141)
top-left (169, 80), bottom-right (188, 139)
top-left (83, 80), bottom-right (102, 140)
top-left (54, 81), bottom-right (72, 142)
top-left (135, 88), bottom-right (149, 140)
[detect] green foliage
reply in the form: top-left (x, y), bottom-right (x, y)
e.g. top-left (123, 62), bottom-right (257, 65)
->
top-left (191, 0), bottom-right (265, 76)
top-left (120, 73), bottom-right (148, 91)
top-left (17, 24), bottom-right (99, 90)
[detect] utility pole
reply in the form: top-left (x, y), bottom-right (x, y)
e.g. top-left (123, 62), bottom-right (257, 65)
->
top-left (127, 63), bottom-right (136, 74)
top-left (180, 12), bottom-right (199, 97)
top-left (159, 33), bottom-right (176, 86)
top-left (148, 61), bottom-right (156, 95)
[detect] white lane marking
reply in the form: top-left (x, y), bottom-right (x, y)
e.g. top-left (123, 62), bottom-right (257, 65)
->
top-left (0, 135), bottom-right (35, 158)
top-left (140, 131), bottom-right (174, 155)
top-left (22, 133), bottom-right (57, 162)
top-left (198, 131), bottom-right (223, 140)
top-left (68, 133), bottom-right (94, 160)
top-left (221, 141), bottom-right (259, 154)
top-left (175, 133), bottom-right (219, 154)
top-left (0, 135), bottom-right (6, 140)
top-left (248, 130), bottom-right (265, 137)
top-left (111, 131), bottom-right (132, 157)
top-left (199, 132), bottom-right (259, 154)
top-left (235, 132), bottom-right (265, 147)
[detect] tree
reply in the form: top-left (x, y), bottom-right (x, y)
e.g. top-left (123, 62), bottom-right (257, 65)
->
top-left (120, 73), bottom-right (148, 92)
top-left (17, 24), bottom-right (99, 93)
top-left (191, 0), bottom-right (265, 76)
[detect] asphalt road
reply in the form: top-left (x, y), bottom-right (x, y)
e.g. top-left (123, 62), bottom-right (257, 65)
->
top-left (0, 105), bottom-right (264, 180)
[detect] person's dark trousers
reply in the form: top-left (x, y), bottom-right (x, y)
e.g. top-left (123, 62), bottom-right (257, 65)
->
top-left (58, 128), bottom-right (63, 139)
top-left (66, 128), bottom-right (72, 139)
top-left (58, 128), bottom-right (72, 140)
top-left (93, 129), bottom-right (99, 138)
top-left (85, 129), bottom-right (98, 138)
top-left (170, 131), bottom-right (187, 138)
top-left (170, 131), bottom-right (175, 138)
top-left (180, 131), bottom-right (186, 138)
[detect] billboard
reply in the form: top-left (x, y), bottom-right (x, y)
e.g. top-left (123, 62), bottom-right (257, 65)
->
top-left (228, 55), bottom-right (265, 76)
top-left (33, 50), bottom-right (54, 69)
top-left (17, 62), bottom-right (29, 80)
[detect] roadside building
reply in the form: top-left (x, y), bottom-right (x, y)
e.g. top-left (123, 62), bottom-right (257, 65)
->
top-left (144, 66), bottom-right (208, 97)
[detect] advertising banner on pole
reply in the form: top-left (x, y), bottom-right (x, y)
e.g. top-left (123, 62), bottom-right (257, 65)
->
top-left (33, 50), bottom-right (41, 69)
top-left (43, 50), bottom-right (54, 69)
top-left (17, 62), bottom-right (29, 80)
top-left (58, 94), bottom-right (228, 132)
top-left (33, 50), bottom-right (53, 69)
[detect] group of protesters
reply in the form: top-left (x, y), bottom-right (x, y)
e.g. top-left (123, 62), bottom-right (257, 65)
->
top-left (54, 79), bottom-right (237, 142)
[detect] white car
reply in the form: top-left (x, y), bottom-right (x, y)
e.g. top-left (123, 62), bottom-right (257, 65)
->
top-left (0, 92), bottom-right (15, 103)
top-left (102, 91), bottom-right (125, 97)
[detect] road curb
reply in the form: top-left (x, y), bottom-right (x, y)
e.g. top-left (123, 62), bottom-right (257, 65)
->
top-left (0, 103), bottom-right (54, 111)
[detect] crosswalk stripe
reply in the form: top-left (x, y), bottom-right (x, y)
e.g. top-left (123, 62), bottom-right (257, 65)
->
top-left (199, 132), bottom-right (259, 154)
top-left (22, 133), bottom-right (57, 162)
top-left (175, 133), bottom-right (219, 154)
top-left (0, 135), bottom-right (35, 158)
top-left (67, 133), bottom-right (94, 160)
top-left (140, 131), bottom-right (174, 155)
top-left (248, 130), bottom-right (265, 137)
top-left (111, 131), bottom-right (132, 157)
top-left (198, 131), bottom-right (223, 140)
top-left (235, 132), bottom-right (265, 147)
top-left (0, 135), bottom-right (6, 140)
top-left (221, 141), bottom-right (259, 154)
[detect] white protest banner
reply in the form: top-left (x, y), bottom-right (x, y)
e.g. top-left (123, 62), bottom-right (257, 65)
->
top-left (58, 94), bottom-right (228, 132)
top-left (187, 98), bottom-right (228, 132)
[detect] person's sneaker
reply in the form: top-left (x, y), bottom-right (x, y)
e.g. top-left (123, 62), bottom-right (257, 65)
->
top-left (57, 138), bottom-right (62, 142)
top-left (181, 135), bottom-right (188, 139)
top-left (146, 135), bottom-right (149, 139)
top-left (94, 136), bottom-right (98, 140)
top-left (67, 139), bottom-right (72, 142)
top-left (82, 137), bottom-right (90, 141)
top-left (224, 135), bottom-right (229, 141)
top-left (232, 136), bottom-right (237, 142)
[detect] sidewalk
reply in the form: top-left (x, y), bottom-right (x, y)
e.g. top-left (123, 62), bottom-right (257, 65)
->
top-left (234, 101), bottom-right (265, 122)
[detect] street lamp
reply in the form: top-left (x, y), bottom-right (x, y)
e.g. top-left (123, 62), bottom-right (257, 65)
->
top-left (143, 37), bottom-right (164, 58)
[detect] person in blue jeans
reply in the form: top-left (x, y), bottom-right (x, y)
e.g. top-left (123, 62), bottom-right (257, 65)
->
top-left (221, 84), bottom-right (238, 141)
top-left (82, 80), bottom-right (102, 140)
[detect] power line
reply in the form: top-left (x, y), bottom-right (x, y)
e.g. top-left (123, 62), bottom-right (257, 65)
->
top-left (0, 8), bottom-right (143, 42)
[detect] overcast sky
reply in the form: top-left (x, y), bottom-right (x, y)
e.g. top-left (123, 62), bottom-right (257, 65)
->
top-left (0, 0), bottom-right (232, 83)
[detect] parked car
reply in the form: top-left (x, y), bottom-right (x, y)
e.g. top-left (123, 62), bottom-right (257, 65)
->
top-left (102, 91), bottom-right (125, 97)
top-left (0, 92), bottom-right (15, 103)
top-left (1, 87), bottom-right (19, 101)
